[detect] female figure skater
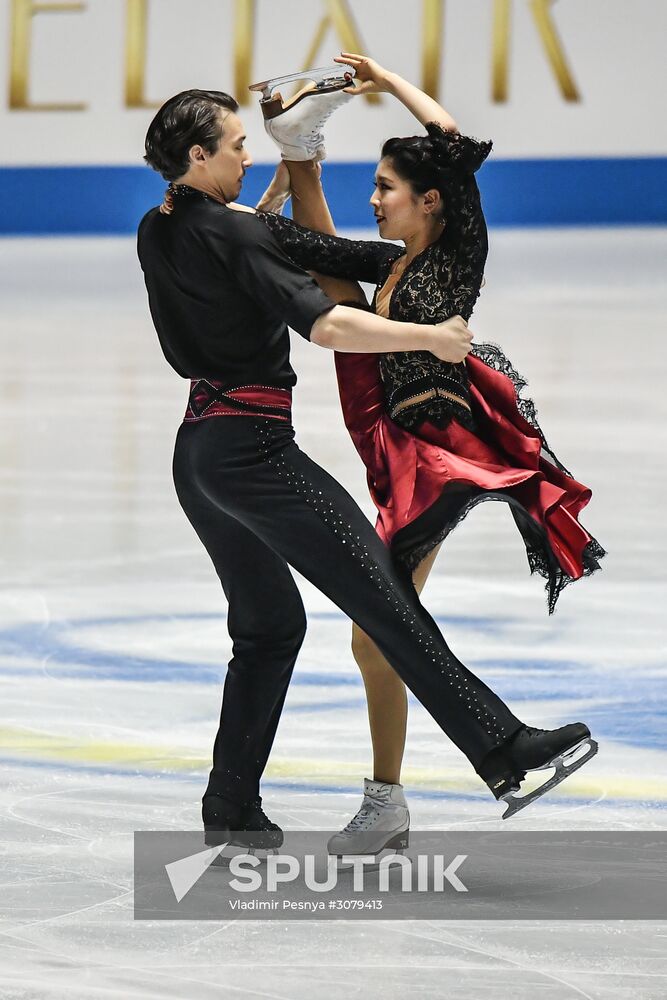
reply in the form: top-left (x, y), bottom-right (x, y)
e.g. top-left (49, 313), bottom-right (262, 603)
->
top-left (243, 54), bottom-right (605, 852)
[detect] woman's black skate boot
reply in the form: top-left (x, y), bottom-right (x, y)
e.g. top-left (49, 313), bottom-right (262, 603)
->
top-left (478, 722), bottom-right (598, 820)
top-left (203, 794), bottom-right (283, 851)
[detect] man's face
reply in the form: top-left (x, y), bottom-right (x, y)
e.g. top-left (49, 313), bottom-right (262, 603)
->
top-left (197, 111), bottom-right (253, 201)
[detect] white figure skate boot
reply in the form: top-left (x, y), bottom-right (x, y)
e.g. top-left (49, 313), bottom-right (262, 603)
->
top-left (327, 778), bottom-right (410, 857)
top-left (249, 64), bottom-right (355, 161)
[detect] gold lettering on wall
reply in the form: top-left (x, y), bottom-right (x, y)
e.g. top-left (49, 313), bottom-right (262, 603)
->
top-left (295, 0), bottom-right (380, 105)
top-left (491, 0), bottom-right (511, 102)
top-left (9, 0), bottom-right (87, 110)
top-left (125, 0), bottom-right (258, 109)
top-left (530, 0), bottom-right (579, 101)
top-left (125, 0), bottom-right (158, 108)
top-left (492, 0), bottom-right (580, 102)
top-left (234, 0), bottom-right (255, 103)
top-left (7, 0), bottom-right (583, 114)
top-left (422, 0), bottom-right (444, 99)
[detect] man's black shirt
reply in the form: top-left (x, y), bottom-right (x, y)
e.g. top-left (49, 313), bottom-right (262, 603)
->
top-left (137, 188), bottom-right (335, 389)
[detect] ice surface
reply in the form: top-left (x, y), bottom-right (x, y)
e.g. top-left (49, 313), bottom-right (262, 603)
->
top-left (0, 229), bottom-right (665, 999)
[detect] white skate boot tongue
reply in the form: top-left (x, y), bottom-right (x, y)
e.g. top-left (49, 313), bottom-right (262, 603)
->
top-left (363, 777), bottom-right (407, 807)
top-left (364, 777), bottom-right (396, 800)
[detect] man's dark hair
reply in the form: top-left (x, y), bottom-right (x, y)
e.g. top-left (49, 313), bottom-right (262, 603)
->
top-left (144, 89), bottom-right (239, 182)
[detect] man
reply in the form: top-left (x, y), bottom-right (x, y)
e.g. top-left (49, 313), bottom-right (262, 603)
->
top-left (137, 87), bottom-right (595, 849)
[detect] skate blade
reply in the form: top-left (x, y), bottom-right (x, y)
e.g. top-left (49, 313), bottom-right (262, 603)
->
top-left (249, 63), bottom-right (354, 101)
top-left (209, 845), bottom-right (280, 868)
top-left (336, 848), bottom-right (409, 873)
top-left (500, 738), bottom-right (598, 820)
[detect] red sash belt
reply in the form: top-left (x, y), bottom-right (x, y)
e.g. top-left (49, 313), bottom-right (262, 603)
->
top-left (184, 380), bottom-right (292, 422)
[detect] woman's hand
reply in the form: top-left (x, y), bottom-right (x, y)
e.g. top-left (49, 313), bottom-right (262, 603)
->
top-left (429, 315), bottom-right (474, 363)
top-left (159, 187), bottom-right (174, 215)
top-left (334, 53), bottom-right (391, 95)
top-left (337, 54), bottom-right (458, 132)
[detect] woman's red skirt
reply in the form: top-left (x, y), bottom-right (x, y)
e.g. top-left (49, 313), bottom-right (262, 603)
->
top-left (334, 346), bottom-right (605, 613)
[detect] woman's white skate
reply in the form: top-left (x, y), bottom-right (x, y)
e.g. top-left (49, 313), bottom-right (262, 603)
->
top-left (249, 64), bottom-right (355, 161)
top-left (328, 779), bottom-right (410, 871)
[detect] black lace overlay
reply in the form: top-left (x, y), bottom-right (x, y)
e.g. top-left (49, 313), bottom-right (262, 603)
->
top-left (373, 129), bottom-right (490, 431)
top-left (398, 485), bottom-right (606, 616)
top-left (470, 341), bottom-right (570, 474)
top-left (376, 127), bottom-right (490, 431)
top-left (257, 210), bottom-right (402, 285)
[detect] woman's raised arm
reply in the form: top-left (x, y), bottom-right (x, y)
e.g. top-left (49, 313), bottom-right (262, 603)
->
top-left (335, 53), bottom-right (458, 133)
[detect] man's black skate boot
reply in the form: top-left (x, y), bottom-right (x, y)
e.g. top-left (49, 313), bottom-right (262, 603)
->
top-left (507, 723), bottom-right (592, 772)
top-left (203, 794), bottom-right (283, 850)
top-left (479, 722), bottom-right (598, 820)
top-left (239, 796), bottom-right (284, 850)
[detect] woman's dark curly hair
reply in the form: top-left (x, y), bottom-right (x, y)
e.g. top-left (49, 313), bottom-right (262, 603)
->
top-left (381, 123), bottom-right (492, 233)
top-left (144, 89), bottom-right (239, 182)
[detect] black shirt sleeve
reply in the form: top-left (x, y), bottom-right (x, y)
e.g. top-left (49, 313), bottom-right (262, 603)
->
top-left (202, 208), bottom-right (336, 340)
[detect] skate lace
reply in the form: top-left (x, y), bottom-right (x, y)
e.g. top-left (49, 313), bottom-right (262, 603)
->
top-left (342, 799), bottom-right (382, 834)
top-left (341, 785), bottom-right (394, 834)
top-left (316, 106), bottom-right (337, 126)
top-left (304, 113), bottom-right (334, 145)
top-left (243, 797), bottom-right (277, 831)
top-left (302, 98), bottom-right (348, 144)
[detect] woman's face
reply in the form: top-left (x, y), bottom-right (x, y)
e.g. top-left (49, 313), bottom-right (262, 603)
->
top-left (369, 157), bottom-right (426, 242)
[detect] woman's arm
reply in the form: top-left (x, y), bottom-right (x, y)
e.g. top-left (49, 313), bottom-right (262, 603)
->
top-left (280, 160), bottom-right (367, 306)
top-left (225, 197), bottom-right (401, 285)
top-left (256, 211), bottom-right (402, 285)
top-left (330, 55), bottom-right (491, 323)
top-left (335, 53), bottom-right (458, 132)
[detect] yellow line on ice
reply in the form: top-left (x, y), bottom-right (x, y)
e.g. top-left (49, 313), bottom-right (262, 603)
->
top-left (1, 727), bottom-right (665, 802)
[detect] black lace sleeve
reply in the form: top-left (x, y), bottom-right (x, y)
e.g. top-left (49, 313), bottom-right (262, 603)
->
top-left (256, 211), bottom-right (403, 285)
top-left (441, 173), bottom-right (488, 321)
top-left (427, 124), bottom-right (491, 322)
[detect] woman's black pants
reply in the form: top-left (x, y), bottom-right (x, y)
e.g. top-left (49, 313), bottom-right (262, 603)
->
top-left (172, 416), bottom-right (523, 805)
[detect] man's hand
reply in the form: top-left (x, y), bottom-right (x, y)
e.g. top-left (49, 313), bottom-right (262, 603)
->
top-left (429, 315), bottom-right (474, 363)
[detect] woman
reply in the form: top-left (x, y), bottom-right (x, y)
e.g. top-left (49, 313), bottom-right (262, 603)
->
top-left (161, 59), bottom-right (603, 847)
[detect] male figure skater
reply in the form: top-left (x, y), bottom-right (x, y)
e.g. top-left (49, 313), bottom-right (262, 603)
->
top-left (137, 85), bottom-right (596, 849)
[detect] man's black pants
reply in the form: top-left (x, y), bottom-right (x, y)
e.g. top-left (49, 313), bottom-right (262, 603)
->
top-left (173, 416), bottom-right (523, 805)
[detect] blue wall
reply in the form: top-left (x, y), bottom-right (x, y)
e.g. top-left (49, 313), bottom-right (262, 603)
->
top-left (1, 158), bottom-right (665, 235)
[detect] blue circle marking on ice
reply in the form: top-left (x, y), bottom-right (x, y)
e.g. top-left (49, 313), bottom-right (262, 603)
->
top-left (0, 612), bottom-right (664, 747)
